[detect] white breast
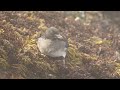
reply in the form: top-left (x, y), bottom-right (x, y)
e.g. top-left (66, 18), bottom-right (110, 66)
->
top-left (37, 38), bottom-right (51, 53)
top-left (37, 37), bottom-right (67, 58)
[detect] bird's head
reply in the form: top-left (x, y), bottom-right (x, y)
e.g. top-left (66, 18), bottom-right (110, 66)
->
top-left (43, 27), bottom-right (63, 40)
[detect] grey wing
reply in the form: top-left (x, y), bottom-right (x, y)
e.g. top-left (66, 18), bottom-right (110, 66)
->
top-left (49, 40), bottom-right (67, 52)
top-left (47, 40), bottom-right (67, 57)
top-left (65, 40), bottom-right (69, 48)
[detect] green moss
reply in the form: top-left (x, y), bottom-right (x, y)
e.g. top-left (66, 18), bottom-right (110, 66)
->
top-left (20, 56), bottom-right (32, 65)
top-left (0, 47), bottom-right (7, 60)
top-left (0, 58), bottom-right (10, 70)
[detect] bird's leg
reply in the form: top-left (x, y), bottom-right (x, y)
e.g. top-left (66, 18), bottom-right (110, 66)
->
top-left (63, 59), bottom-right (66, 68)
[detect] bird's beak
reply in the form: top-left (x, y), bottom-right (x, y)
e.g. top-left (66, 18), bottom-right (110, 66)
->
top-left (55, 34), bottom-right (63, 39)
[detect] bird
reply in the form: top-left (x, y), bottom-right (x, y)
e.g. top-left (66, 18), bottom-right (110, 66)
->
top-left (37, 27), bottom-right (68, 67)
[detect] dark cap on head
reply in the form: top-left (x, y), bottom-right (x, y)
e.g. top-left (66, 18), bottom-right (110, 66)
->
top-left (42, 27), bottom-right (60, 39)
